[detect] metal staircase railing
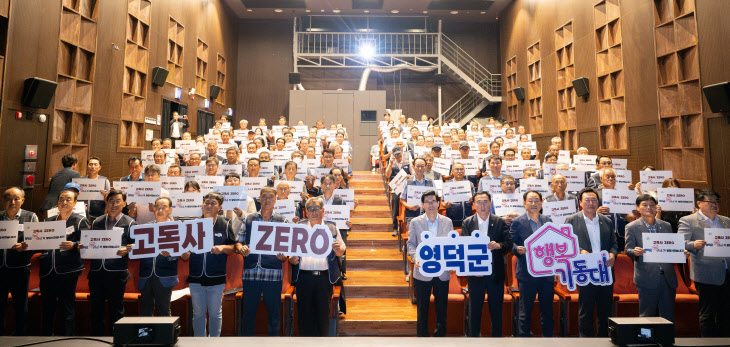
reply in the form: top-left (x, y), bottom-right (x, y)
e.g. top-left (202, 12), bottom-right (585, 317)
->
top-left (441, 89), bottom-right (488, 123)
top-left (440, 34), bottom-right (501, 97)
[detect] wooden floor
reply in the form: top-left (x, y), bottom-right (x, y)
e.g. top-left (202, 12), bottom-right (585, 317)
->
top-left (340, 171), bottom-right (416, 336)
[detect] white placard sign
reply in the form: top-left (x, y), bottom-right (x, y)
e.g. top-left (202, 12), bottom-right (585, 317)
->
top-left (175, 140), bottom-right (196, 149)
top-left (333, 159), bottom-right (349, 170)
top-left (657, 188), bottom-right (695, 211)
top-left (558, 150), bottom-right (571, 162)
top-left (273, 200), bottom-right (296, 222)
top-left (455, 159), bottom-right (479, 176)
top-left (213, 186), bottom-right (248, 210)
top-left (642, 233), bottom-right (686, 263)
top-left (520, 179), bottom-right (551, 195)
top-left (323, 205), bottom-right (351, 230)
top-left (259, 162), bottom-right (276, 178)
top-left (129, 218), bottom-right (215, 258)
top-left (80, 229), bottom-right (122, 259)
top-left (388, 170), bottom-right (408, 191)
top-left (249, 221), bottom-right (332, 258)
top-left (542, 163), bottom-right (558, 182)
top-left (492, 193), bottom-right (525, 216)
top-left (72, 178), bottom-right (106, 201)
top-left (160, 177), bottom-right (185, 194)
top-left (601, 189), bottom-right (636, 214)
top-left (573, 155), bottom-right (598, 171)
top-left (704, 228), bottom-right (730, 257)
top-left (194, 176), bottom-right (225, 194)
top-left (0, 221), bottom-right (19, 249)
top-left (556, 170), bottom-right (588, 192)
top-left (405, 185), bottom-right (432, 208)
top-left (170, 193), bottom-right (204, 217)
top-left (112, 181), bottom-right (129, 194)
top-left (416, 230), bottom-right (493, 277)
top-left (432, 157), bottom-right (452, 176)
top-left (442, 181), bottom-right (472, 203)
top-left (480, 177), bottom-right (503, 194)
top-left (274, 180), bottom-right (305, 200)
top-left (333, 189), bottom-right (355, 210)
top-left (612, 158), bottom-right (628, 170)
top-left (219, 164), bottom-right (243, 177)
top-left (181, 166), bottom-right (205, 182)
top-left (23, 221), bottom-right (67, 250)
top-left (614, 169), bottom-right (633, 190)
top-left (542, 200), bottom-right (577, 225)
top-left (240, 177), bottom-right (268, 198)
top-left (640, 170), bottom-right (673, 192)
top-left (126, 182), bottom-right (162, 205)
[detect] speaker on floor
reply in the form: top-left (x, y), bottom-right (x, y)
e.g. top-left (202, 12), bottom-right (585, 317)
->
top-left (703, 81), bottom-right (730, 113)
top-left (209, 85), bottom-right (221, 100)
top-left (151, 67), bottom-right (169, 87)
top-left (22, 77), bottom-right (57, 109)
top-left (514, 87), bottom-right (525, 101)
top-left (573, 77), bottom-right (590, 97)
top-left (289, 73), bottom-right (301, 85)
top-left (434, 73), bottom-right (447, 85)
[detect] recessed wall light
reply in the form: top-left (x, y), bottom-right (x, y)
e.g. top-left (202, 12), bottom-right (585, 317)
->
top-left (274, 8), bottom-right (283, 12)
top-left (246, 9), bottom-right (252, 12)
top-left (364, 10), bottom-right (370, 13)
top-left (320, 9), bottom-right (325, 12)
top-left (481, 11), bottom-right (486, 14)
top-left (305, 9), bottom-right (311, 12)
top-left (450, 11), bottom-right (459, 14)
top-left (422, 10), bottom-right (428, 14)
top-left (391, 10), bottom-right (399, 13)
top-left (333, 9), bottom-right (341, 13)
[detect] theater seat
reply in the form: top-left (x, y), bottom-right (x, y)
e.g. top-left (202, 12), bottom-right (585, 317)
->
top-left (613, 254), bottom-right (639, 318)
top-left (427, 272), bottom-right (466, 336)
top-left (554, 280), bottom-right (579, 337)
top-left (507, 256), bottom-right (561, 337)
top-left (672, 262), bottom-right (699, 337)
top-left (463, 254), bottom-right (514, 337)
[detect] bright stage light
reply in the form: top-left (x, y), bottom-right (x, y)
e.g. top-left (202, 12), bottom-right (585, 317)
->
top-left (360, 43), bottom-right (375, 59)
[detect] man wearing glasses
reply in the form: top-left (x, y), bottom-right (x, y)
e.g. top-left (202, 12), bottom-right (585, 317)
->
top-left (586, 156), bottom-right (613, 189)
top-left (679, 189), bottom-right (730, 337)
top-left (289, 198), bottom-right (345, 336)
top-left (400, 158), bottom-right (434, 227)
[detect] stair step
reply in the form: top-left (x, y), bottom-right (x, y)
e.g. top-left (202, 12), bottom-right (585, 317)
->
top-left (351, 218), bottom-right (394, 232)
top-left (352, 172), bottom-right (383, 181)
top-left (346, 270), bottom-right (409, 298)
top-left (337, 298), bottom-right (416, 336)
top-left (347, 231), bottom-right (398, 248)
top-left (347, 248), bottom-right (403, 271)
top-left (349, 180), bottom-right (384, 188)
top-left (355, 196), bottom-right (390, 207)
top-left (353, 187), bottom-right (386, 196)
top-left (351, 206), bottom-right (390, 218)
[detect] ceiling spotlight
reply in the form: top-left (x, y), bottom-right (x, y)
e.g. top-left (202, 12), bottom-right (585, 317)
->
top-left (246, 9), bottom-right (252, 12)
top-left (364, 10), bottom-right (370, 13)
top-left (333, 9), bottom-right (341, 13)
top-left (450, 10), bottom-right (459, 14)
top-left (305, 9), bottom-right (311, 12)
top-left (391, 10), bottom-right (399, 13)
top-left (422, 10), bottom-right (428, 14)
top-left (481, 11), bottom-right (486, 14)
top-left (320, 9), bottom-right (325, 12)
top-left (274, 8), bottom-right (283, 12)
top-left (359, 42), bottom-right (376, 59)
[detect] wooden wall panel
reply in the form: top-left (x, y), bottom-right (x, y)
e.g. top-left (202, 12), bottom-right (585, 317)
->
top-left (707, 117), bottom-right (730, 216)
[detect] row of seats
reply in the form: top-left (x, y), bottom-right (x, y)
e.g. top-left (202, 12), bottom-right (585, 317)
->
top-left (5, 253), bottom-right (339, 337)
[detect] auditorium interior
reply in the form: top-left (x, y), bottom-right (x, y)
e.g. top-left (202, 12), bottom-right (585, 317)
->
top-left (0, 0), bottom-right (729, 343)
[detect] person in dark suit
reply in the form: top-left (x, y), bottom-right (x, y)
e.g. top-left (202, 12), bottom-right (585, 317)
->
top-left (83, 189), bottom-right (136, 336)
top-left (564, 187), bottom-right (618, 337)
top-left (625, 194), bottom-right (678, 322)
top-left (40, 187), bottom-right (88, 336)
top-left (407, 190), bottom-right (454, 337)
top-left (0, 187), bottom-right (40, 336)
top-left (678, 189), bottom-right (730, 337)
top-left (586, 156), bottom-right (613, 189)
top-left (462, 191), bottom-right (512, 337)
top-left (40, 154), bottom-right (80, 215)
top-left (510, 190), bottom-right (555, 337)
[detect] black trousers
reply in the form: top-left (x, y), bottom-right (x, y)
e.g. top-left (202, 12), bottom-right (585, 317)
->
top-left (140, 275), bottom-right (173, 317)
top-left (577, 283), bottom-right (613, 337)
top-left (296, 272), bottom-right (332, 337)
top-left (518, 278), bottom-right (554, 337)
top-left (414, 278), bottom-right (449, 337)
top-left (40, 273), bottom-right (80, 336)
top-left (89, 270), bottom-right (128, 336)
top-left (391, 194), bottom-right (400, 230)
top-left (0, 267), bottom-right (30, 336)
top-left (695, 273), bottom-right (730, 337)
top-left (467, 276), bottom-right (504, 337)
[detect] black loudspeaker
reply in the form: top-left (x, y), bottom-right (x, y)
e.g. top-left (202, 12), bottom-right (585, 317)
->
top-left (703, 81), bottom-right (730, 113)
top-left (151, 67), bottom-right (169, 87)
top-left (209, 85), bottom-right (221, 100)
top-left (22, 78), bottom-right (57, 109)
top-left (289, 73), bottom-right (301, 84)
top-left (573, 77), bottom-right (590, 97)
top-left (434, 73), bottom-right (447, 85)
top-left (514, 87), bottom-right (525, 101)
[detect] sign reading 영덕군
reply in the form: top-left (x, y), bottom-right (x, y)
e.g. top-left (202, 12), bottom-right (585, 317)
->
top-left (601, 189), bottom-right (636, 214)
top-left (129, 218), bottom-right (215, 259)
top-left (249, 221), bottom-right (332, 258)
top-left (524, 222), bottom-right (613, 290)
top-left (416, 230), bottom-right (492, 277)
top-left (641, 233), bottom-right (686, 263)
top-left (80, 229), bottom-right (123, 259)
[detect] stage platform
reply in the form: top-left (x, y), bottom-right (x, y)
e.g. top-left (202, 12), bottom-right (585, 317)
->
top-left (1, 336), bottom-right (729, 347)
